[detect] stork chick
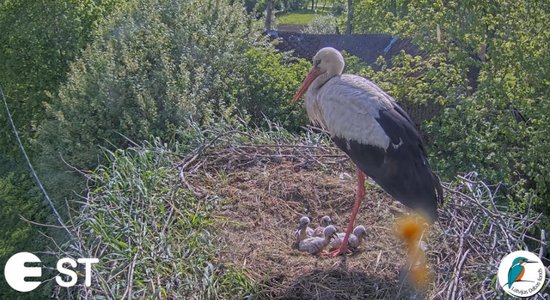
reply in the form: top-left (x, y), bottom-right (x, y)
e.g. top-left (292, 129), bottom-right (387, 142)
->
top-left (313, 215), bottom-right (333, 237)
top-left (329, 225), bottom-right (367, 252)
top-left (294, 216), bottom-right (314, 246)
top-left (298, 225), bottom-right (338, 255)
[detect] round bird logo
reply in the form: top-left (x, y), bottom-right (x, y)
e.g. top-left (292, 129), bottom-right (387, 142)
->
top-left (498, 251), bottom-right (546, 297)
top-left (507, 257), bottom-right (535, 288)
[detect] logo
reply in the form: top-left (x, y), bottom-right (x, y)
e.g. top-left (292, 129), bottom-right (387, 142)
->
top-left (497, 250), bottom-right (546, 297)
top-left (4, 252), bottom-right (99, 292)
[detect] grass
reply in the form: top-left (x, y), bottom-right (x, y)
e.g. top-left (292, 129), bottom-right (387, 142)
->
top-left (276, 9), bottom-right (319, 25)
top-left (55, 140), bottom-right (254, 299)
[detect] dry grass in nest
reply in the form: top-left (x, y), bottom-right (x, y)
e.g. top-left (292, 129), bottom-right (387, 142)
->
top-left (177, 136), bottom-right (422, 298)
top-left (177, 130), bottom-right (549, 299)
top-left (206, 162), bottom-right (415, 299)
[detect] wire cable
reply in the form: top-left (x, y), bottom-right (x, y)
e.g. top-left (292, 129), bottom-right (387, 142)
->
top-left (0, 84), bottom-right (74, 239)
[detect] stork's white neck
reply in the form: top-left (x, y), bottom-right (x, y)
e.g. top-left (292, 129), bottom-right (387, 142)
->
top-left (310, 72), bottom-right (338, 93)
top-left (304, 73), bottom-right (338, 130)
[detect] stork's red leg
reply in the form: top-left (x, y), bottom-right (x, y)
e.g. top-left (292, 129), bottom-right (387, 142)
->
top-left (330, 168), bottom-right (366, 256)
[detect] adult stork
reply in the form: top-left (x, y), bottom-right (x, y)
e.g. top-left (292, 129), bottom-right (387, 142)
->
top-left (292, 47), bottom-right (443, 256)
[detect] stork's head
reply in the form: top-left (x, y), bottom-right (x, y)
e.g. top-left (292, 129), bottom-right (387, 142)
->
top-left (320, 215), bottom-right (332, 227)
top-left (323, 225), bottom-right (338, 238)
top-left (312, 47), bottom-right (345, 77)
top-left (353, 225), bottom-right (367, 238)
top-left (297, 216), bottom-right (311, 229)
top-left (292, 47), bottom-right (345, 102)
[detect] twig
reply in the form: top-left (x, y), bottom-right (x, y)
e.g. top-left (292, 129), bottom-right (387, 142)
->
top-left (19, 215), bottom-right (70, 229)
top-left (539, 229), bottom-right (547, 259)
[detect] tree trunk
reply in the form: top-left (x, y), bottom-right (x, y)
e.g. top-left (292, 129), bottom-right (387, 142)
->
top-left (266, 0), bottom-right (273, 32)
top-left (346, 0), bottom-right (353, 34)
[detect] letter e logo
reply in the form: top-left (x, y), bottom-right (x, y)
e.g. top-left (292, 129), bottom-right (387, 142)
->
top-left (4, 252), bottom-right (42, 292)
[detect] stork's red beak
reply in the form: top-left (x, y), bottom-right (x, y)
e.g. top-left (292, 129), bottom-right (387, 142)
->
top-left (292, 67), bottom-right (323, 102)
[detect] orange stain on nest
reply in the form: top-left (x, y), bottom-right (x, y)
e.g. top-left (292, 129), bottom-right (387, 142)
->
top-left (409, 264), bottom-right (432, 288)
top-left (394, 215), bottom-right (432, 289)
top-left (395, 215), bottom-right (426, 244)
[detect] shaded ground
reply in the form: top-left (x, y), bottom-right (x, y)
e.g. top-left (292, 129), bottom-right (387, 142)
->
top-left (275, 24), bottom-right (305, 32)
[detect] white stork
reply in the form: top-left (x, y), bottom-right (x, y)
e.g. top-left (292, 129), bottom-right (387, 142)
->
top-left (292, 47), bottom-right (443, 256)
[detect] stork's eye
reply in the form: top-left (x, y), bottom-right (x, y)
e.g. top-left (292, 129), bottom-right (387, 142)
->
top-left (314, 59), bottom-right (321, 67)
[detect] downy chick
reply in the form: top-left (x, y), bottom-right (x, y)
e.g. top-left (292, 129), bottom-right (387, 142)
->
top-left (298, 225), bottom-right (338, 255)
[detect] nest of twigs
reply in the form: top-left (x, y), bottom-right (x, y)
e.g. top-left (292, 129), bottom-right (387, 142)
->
top-left (432, 172), bottom-right (548, 299)
top-left (177, 128), bottom-right (549, 299)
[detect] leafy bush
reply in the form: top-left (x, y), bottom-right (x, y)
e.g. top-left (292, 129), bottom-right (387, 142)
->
top-left (0, 0), bottom-right (119, 157)
top-left (349, 0), bottom-right (550, 223)
top-left (233, 48), bottom-right (310, 131)
top-left (302, 15), bottom-right (338, 34)
top-left (0, 171), bottom-right (55, 299)
top-left (0, 173), bottom-right (42, 256)
top-left (37, 0), bottom-right (264, 170)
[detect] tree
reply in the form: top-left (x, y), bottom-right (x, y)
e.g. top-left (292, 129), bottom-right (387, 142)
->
top-left (266, 0), bottom-right (273, 31)
top-left (0, 1), bottom-right (119, 298)
top-left (346, 0), bottom-right (353, 33)
top-left (36, 0), bottom-right (265, 170)
top-left (349, 0), bottom-right (550, 227)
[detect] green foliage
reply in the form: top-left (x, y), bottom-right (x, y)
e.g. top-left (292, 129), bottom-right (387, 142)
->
top-left (350, 0), bottom-right (550, 221)
top-left (245, 0), bottom-right (309, 14)
top-left (0, 0), bottom-right (119, 157)
top-left (303, 15), bottom-right (338, 34)
top-left (36, 0), bottom-right (264, 170)
top-left (344, 51), bottom-right (465, 107)
top-left (0, 173), bottom-right (41, 257)
top-left (350, 0), bottom-right (407, 34)
top-left (330, 0), bottom-right (346, 15)
top-left (0, 170), bottom-right (54, 299)
top-left (0, 2), bottom-right (118, 298)
top-left (59, 142), bottom-right (253, 298)
top-left (234, 48), bottom-right (310, 131)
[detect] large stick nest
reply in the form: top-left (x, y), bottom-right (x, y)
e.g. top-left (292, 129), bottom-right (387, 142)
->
top-left (178, 128), bottom-right (549, 299)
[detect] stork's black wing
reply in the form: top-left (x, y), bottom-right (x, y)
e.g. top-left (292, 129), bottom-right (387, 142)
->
top-left (332, 102), bottom-right (442, 222)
